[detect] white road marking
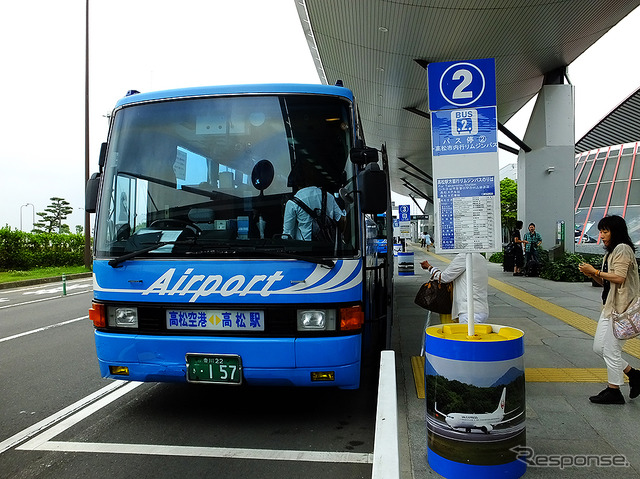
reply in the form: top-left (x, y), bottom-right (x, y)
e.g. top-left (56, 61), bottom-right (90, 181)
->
top-left (5, 280), bottom-right (93, 295)
top-left (24, 441), bottom-right (373, 464)
top-left (0, 289), bottom-right (91, 310)
top-left (12, 378), bottom-right (373, 464)
top-left (23, 284), bottom-right (90, 295)
top-left (17, 381), bottom-right (143, 451)
top-left (0, 316), bottom-right (88, 343)
top-left (5, 326), bottom-right (385, 466)
top-left (0, 381), bottom-right (129, 454)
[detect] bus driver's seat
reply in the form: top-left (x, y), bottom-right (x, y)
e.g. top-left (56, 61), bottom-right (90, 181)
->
top-left (188, 208), bottom-right (215, 231)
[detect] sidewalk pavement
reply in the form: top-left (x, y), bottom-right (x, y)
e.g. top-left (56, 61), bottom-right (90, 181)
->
top-left (395, 243), bottom-right (640, 479)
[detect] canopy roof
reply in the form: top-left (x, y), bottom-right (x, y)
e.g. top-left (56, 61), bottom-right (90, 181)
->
top-left (296, 1), bottom-right (640, 200)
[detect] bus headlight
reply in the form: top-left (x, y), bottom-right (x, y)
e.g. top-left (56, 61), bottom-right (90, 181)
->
top-left (297, 310), bottom-right (336, 331)
top-left (108, 307), bottom-right (139, 328)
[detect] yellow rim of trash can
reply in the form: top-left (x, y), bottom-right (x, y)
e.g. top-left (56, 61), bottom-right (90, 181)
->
top-left (426, 323), bottom-right (524, 342)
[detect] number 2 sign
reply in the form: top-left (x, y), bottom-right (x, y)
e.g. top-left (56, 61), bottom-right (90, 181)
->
top-left (427, 58), bottom-right (496, 111)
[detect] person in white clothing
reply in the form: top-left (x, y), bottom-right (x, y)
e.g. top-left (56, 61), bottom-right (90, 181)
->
top-left (282, 186), bottom-right (345, 241)
top-left (424, 232), bottom-right (432, 251)
top-left (420, 253), bottom-right (489, 324)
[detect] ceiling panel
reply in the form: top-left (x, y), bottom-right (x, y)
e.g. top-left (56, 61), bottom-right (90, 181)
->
top-left (296, 0), bottom-right (640, 199)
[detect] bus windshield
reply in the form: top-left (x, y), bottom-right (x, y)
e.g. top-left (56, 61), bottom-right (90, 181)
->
top-left (95, 94), bottom-right (358, 260)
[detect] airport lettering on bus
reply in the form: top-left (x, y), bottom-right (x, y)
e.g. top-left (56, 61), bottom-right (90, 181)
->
top-left (142, 267), bottom-right (285, 302)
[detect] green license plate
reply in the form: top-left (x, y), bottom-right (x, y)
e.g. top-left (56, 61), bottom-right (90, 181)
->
top-left (186, 354), bottom-right (243, 384)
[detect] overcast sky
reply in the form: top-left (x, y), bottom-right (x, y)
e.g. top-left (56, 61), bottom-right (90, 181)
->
top-left (1, 1), bottom-right (638, 231)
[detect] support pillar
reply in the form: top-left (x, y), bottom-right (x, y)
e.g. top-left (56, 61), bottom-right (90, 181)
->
top-left (517, 83), bottom-right (575, 254)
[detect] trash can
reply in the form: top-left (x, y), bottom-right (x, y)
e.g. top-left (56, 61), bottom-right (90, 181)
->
top-left (397, 252), bottom-right (414, 276)
top-left (424, 323), bottom-right (526, 478)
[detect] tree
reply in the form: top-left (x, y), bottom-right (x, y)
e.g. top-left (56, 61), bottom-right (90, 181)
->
top-left (33, 197), bottom-right (73, 233)
top-left (500, 178), bottom-right (518, 234)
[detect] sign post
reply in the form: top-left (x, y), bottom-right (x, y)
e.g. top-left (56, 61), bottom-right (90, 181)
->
top-left (398, 204), bottom-right (411, 240)
top-left (428, 58), bottom-right (501, 336)
top-left (397, 205), bottom-right (414, 274)
top-left (425, 58), bottom-right (526, 479)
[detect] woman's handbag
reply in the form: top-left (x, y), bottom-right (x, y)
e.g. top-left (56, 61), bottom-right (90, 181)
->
top-left (611, 297), bottom-right (640, 340)
top-left (414, 279), bottom-right (453, 314)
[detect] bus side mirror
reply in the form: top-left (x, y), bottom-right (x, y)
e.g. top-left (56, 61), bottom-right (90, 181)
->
top-left (85, 172), bottom-right (101, 213)
top-left (98, 142), bottom-right (107, 168)
top-left (86, 142), bottom-right (107, 213)
top-left (358, 163), bottom-right (388, 214)
top-left (350, 145), bottom-right (379, 166)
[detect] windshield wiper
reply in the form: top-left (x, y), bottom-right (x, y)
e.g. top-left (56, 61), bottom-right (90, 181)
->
top-left (185, 245), bottom-right (335, 268)
top-left (108, 240), bottom-right (195, 268)
top-left (111, 240), bottom-right (335, 269)
top-left (254, 249), bottom-right (336, 268)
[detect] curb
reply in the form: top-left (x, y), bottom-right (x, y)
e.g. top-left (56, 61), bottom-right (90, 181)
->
top-left (0, 272), bottom-right (93, 290)
top-left (372, 350), bottom-right (399, 479)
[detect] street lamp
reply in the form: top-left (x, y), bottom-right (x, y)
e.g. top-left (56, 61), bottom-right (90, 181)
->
top-left (84, 0), bottom-right (92, 268)
top-left (20, 203), bottom-right (35, 231)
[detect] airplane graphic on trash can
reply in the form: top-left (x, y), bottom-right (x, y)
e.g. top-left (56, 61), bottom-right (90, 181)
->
top-left (434, 387), bottom-right (522, 434)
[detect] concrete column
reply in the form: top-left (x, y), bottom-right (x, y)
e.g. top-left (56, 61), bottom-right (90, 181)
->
top-left (517, 84), bottom-right (575, 254)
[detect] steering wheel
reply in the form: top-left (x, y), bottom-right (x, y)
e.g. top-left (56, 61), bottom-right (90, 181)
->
top-left (148, 218), bottom-right (202, 235)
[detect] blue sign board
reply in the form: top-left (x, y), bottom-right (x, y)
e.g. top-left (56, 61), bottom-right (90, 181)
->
top-left (437, 176), bottom-right (496, 200)
top-left (427, 58), bottom-right (496, 111)
top-left (428, 58), bottom-right (501, 254)
top-left (437, 176), bottom-right (496, 250)
top-left (398, 205), bottom-right (411, 222)
top-left (431, 106), bottom-right (498, 156)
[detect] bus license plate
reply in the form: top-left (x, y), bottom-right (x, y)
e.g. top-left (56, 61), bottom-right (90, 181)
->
top-left (186, 354), bottom-right (242, 384)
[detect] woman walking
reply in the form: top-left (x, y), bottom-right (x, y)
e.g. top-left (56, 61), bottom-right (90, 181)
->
top-left (579, 215), bottom-right (640, 404)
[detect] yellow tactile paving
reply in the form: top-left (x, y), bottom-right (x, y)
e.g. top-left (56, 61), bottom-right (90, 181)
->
top-left (622, 338), bottom-right (640, 358)
top-left (410, 356), bottom-right (626, 399)
top-left (487, 278), bottom-right (598, 336)
top-left (410, 252), bottom-right (640, 398)
top-left (411, 356), bottom-right (425, 398)
top-left (524, 367), bottom-right (612, 383)
top-left (424, 250), bottom-right (640, 353)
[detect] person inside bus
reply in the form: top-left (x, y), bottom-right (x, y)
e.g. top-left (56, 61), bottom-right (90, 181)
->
top-left (282, 171), bottom-right (345, 241)
top-left (420, 253), bottom-right (489, 324)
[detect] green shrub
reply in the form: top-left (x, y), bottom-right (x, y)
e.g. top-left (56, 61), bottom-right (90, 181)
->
top-left (540, 251), bottom-right (604, 282)
top-left (489, 251), bottom-right (504, 263)
top-left (0, 226), bottom-right (85, 270)
top-left (497, 243), bottom-right (604, 282)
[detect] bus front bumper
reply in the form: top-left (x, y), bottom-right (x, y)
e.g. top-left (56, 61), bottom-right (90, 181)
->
top-left (94, 331), bottom-right (362, 389)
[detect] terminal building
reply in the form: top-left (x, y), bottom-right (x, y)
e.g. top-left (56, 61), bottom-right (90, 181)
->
top-left (574, 86), bottom-right (640, 248)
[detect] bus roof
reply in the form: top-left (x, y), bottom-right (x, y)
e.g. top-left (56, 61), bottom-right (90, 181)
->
top-left (114, 83), bottom-right (354, 108)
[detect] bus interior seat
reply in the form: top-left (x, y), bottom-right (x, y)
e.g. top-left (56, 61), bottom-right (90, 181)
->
top-left (188, 208), bottom-right (215, 230)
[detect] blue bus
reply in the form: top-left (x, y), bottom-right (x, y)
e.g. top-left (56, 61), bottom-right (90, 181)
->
top-left (86, 84), bottom-right (391, 389)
